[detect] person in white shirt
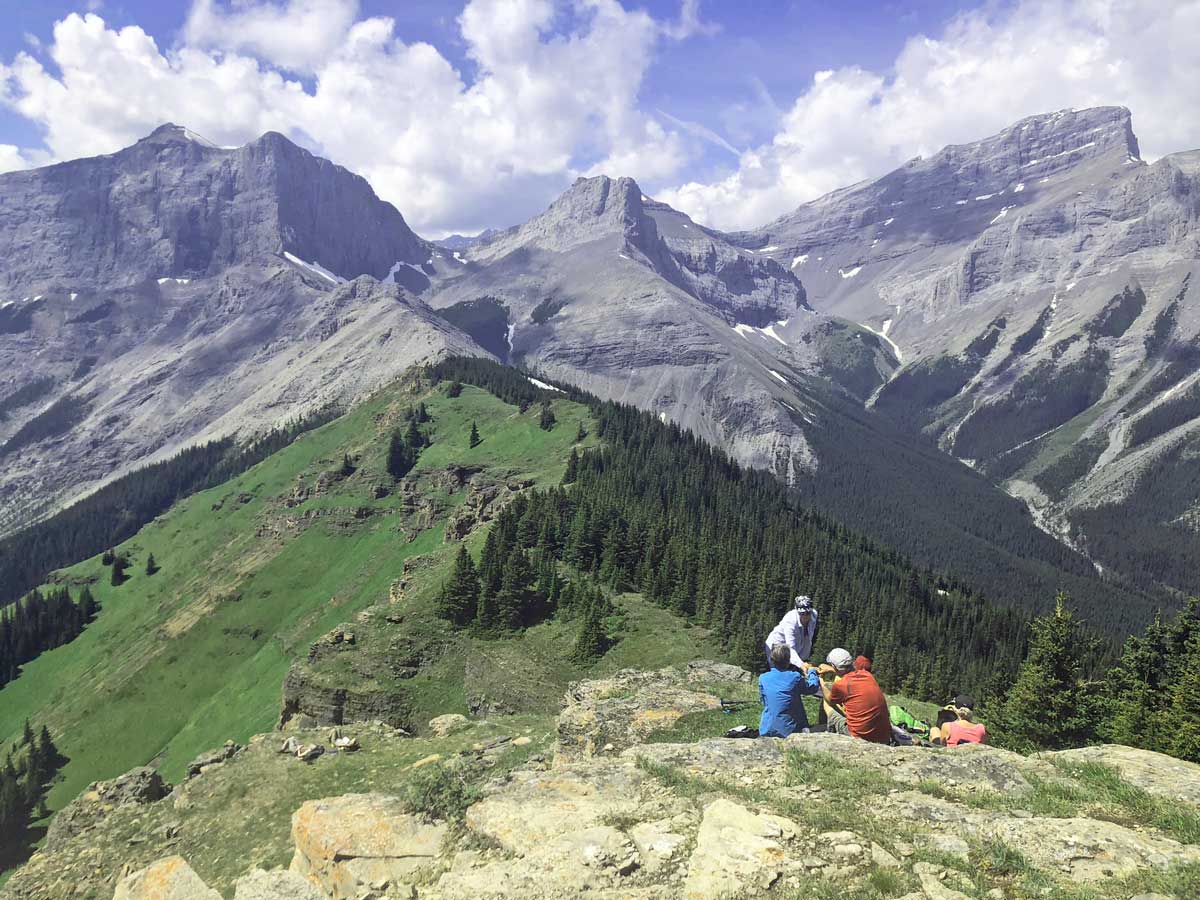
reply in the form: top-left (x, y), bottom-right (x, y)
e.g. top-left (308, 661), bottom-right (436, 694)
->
top-left (764, 595), bottom-right (819, 671)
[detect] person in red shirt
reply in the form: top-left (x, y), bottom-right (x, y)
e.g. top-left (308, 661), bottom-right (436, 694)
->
top-left (931, 695), bottom-right (988, 746)
top-left (809, 648), bottom-right (891, 744)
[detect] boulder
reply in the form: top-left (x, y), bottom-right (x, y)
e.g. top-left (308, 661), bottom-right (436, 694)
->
top-left (429, 713), bottom-right (470, 737)
top-left (233, 868), bottom-right (324, 900)
top-left (683, 799), bottom-right (805, 899)
top-left (112, 856), bottom-right (221, 900)
top-left (556, 663), bottom-right (751, 760)
top-left (1041, 744), bottom-right (1200, 807)
top-left (45, 766), bottom-right (169, 850)
top-left (290, 793), bottom-right (448, 898)
top-left (185, 741), bottom-right (242, 779)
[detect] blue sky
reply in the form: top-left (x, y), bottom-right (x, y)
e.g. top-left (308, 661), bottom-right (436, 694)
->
top-left (1, 1), bottom-right (1196, 236)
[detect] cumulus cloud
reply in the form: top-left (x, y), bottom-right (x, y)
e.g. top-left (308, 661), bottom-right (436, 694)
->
top-left (660, 0), bottom-right (1200, 230)
top-left (0, 0), bottom-right (699, 236)
top-left (183, 0), bottom-right (361, 74)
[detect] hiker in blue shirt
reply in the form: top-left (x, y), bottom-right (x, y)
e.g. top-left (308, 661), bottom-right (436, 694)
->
top-left (759, 644), bottom-right (822, 737)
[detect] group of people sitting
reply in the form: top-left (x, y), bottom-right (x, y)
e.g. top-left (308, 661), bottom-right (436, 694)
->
top-left (757, 595), bottom-right (987, 747)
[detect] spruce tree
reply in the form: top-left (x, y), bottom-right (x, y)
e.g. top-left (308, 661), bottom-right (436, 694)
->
top-left (572, 599), bottom-right (607, 663)
top-left (78, 585), bottom-right (97, 623)
top-left (416, 402), bottom-right (431, 423)
top-left (562, 448), bottom-right (579, 485)
top-left (495, 546), bottom-right (536, 628)
top-left (1168, 634), bottom-right (1200, 762)
top-left (469, 420), bottom-right (481, 449)
top-left (539, 401), bottom-right (556, 431)
top-left (405, 418), bottom-right (425, 450)
top-left (437, 547), bottom-right (481, 626)
top-left (447, 380), bottom-right (464, 398)
top-left (387, 429), bottom-right (416, 480)
top-left (110, 555), bottom-right (128, 587)
top-left (21, 720), bottom-right (34, 748)
top-left (339, 453), bottom-right (356, 477)
top-left (575, 421), bottom-right (587, 443)
top-left (145, 553), bottom-right (158, 576)
top-left (993, 595), bottom-right (1098, 751)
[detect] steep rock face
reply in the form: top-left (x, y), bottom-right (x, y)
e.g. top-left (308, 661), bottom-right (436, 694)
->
top-left (0, 127), bottom-right (488, 535)
top-left (737, 107), bottom-right (1200, 596)
top-left (0, 124), bottom-right (426, 289)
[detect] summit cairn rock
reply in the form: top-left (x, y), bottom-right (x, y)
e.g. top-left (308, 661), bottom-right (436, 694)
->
top-left (112, 856), bottom-right (221, 900)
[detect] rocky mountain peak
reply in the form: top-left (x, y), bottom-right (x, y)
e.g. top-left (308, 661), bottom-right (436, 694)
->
top-left (136, 123), bottom-right (223, 150)
top-left (467, 174), bottom-right (655, 262)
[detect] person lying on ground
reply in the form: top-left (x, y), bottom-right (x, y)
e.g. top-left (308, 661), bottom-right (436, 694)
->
top-left (810, 649), bottom-right (892, 744)
top-left (929, 695), bottom-right (987, 746)
top-left (763, 595), bottom-right (819, 671)
top-left (759, 643), bottom-right (822, 738)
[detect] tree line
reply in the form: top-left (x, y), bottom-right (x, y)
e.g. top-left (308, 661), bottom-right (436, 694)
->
top-left (0, 402), bottom-right (342, 608)
top-left (0, 722), bottom-right (66, 868)
top-left (0, 587), bottom-right (97, 689)
top-left (428, 357), bottom-right (1032, 703)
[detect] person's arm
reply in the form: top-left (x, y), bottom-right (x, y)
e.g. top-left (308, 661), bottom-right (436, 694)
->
top-left (826, 677), bottom-right (848, 707)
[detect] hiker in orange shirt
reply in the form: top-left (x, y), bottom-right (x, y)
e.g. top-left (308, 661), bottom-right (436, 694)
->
top-left (806, 649), bottom-right (891, 744)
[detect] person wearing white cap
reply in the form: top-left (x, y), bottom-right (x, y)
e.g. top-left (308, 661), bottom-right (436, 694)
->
top-left (810, 648), bottom-right (892, 744)
top-left (763, 595), bottom-right (819, 671)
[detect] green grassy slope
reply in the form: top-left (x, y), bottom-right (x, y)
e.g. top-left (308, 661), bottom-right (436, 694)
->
top-left (0, 379), bottom-right (602, 808)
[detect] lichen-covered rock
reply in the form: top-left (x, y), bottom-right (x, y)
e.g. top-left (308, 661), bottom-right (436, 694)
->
top-left (45, 766), bottom-right (168, 850)
top-left (185, 741), bottom-right (242, 779)
top-left (556, 662), bottom-right (750, 760)
top-left (683, 799), bottom-right (807, 899)
top-left (1041, 744), bottom-right (1200, 807)
top-left (233, 868), bottom-right (324, 900)
top-left (112, 856), bottom-right (220, 900)
top-left (428, 713), bottom-right (470, 737)
top-left (289, 793), bottom-right (447, 898)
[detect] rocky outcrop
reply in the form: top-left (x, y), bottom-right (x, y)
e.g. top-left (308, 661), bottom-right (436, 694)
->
top-left (290, 794), bottom-right (448, 898)
top-left (556, 661), bottom-right (751, 760)
top-left (233, 868), bottom-right (324, 900)
top-left (112, 856), bottom-right (220, 900)
top-left (1043, 744), bottom-right (1200, 806)
top-left (45, 766), bottom-right (169, 851)
top-left (278, 661), bottom-right (412, 731)
top-left (184, 741), bottom-right (243, 779)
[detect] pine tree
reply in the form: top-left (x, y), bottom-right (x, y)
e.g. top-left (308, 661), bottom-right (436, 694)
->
top-left (145, 553), bottom-right (159, 576)
top-left (110, 555), bottom-right (128, 587)
top-left (447, 380), bottom-right (464, 398)
top-left (21, 720), bottom-right (34, 748)
top-left (495, 546), bottom-right (536, 628)
top-left (575, 421), bottom-right (587, 443)
top-left (416, 402), bottom-right (431, 423)
top-left (572, 598), bottom-right (608, 663)
top-left (993, 595), bottom-right (1098, 751)
top-left (539, 401), bottom-right (556, 431)
top-left (339, 453), bottom-right (356, 477)
top-left (405, 418), bottom-right (425, 450)
top-left (78, 585), bottom-right (97, 623)
top-left (387, 429), bottom-right (416, 480)
top-left (469, 420), bottom-right (481, 449)
top-left (562, 448), bottom-right (579, 485)
top-left (1167, 634), bottom-right (1200, 762)
top-left (101, 548), bottom-right (115, 566)
top-left (436, 547), bottom-right (480, 626)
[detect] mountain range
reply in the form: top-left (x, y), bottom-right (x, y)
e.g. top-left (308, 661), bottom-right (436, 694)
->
top-left (2, 107), bottom-right (1197, 629)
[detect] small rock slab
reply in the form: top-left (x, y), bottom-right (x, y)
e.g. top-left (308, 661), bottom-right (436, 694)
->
top-left (290, 793), bottom-right (447, 899)
top-left (429, 713), bottom-right (470, 737)
top-left (683, 798), bottom-right (804, 899)
top-left (233, 868), bottom-right (324, 899)
top-left (112, 856), bottom-right (221, 900)
top-left (1041, 744), bottom-right (1200, 807)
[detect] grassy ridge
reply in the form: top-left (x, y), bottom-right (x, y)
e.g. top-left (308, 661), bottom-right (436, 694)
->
top-left (0, 380), bottom-right (594, 808)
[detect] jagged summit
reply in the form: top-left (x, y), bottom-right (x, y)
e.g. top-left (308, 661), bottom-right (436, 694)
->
top-left (136, 123), bottom-right (224, 150)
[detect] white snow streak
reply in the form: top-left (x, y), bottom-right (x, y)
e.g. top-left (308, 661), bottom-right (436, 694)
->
top-left (989, 206), bottom-right (1014, 225)
top-left (768, 369), bottom-right (788, 384)
top-left (975, 193), bottom-right (996, 201)
top-left (527, 377), bottom-right (563, 393)
top-left (859, 320), bottom-right (903, 362)
top-left (1014, 183), bottom-right (1025, 193)
top-left (882, 217), bottom-right (895, 226)
top-left (69, 292), bottom-right (78, 302)
top-left (757, 245), bottom-right (780, 253)
top-left (284, 252), bottom-right (345, 284)
top-left (156, 277), bottom-right (190, 285)
top-left (839, 266), bottom-right (863, 279)
top-left (1022, 141), bottom-right (1096, 168)
top-left (791, 254), bottom-right (808, 269)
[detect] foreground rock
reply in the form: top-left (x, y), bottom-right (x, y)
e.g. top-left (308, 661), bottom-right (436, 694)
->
top-left (1043, 744), bottom-right (1200, 807)
top-left (112, 856), bottom-right (220, 900)
top-left (290, 793), bottom-right (448, 898)
top-left (45, 766), bottom-right (169, 851)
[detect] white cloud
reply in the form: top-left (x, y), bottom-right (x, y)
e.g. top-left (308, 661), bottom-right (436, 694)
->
top-left (183, 0), bottom-right (361, 75)
top-left (0, 1), bottom-right (695, 237)
top-left (660, 0), bottom-right (1200, 230)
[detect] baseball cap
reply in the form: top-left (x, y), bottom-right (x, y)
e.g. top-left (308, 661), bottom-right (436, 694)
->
top-left (826, 648), bottom-right (853, 671)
